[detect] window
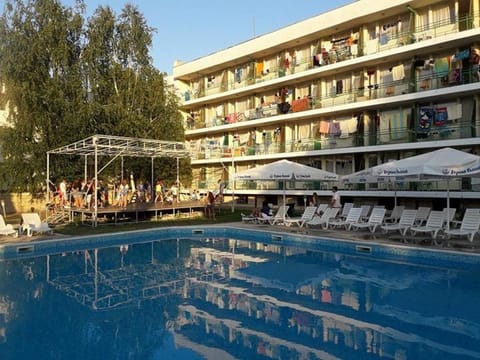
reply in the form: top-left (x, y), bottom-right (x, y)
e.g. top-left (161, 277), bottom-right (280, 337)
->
top-left (433, 5), bottom-right (453, 25)
top-left (417, 12), bottom-right (429, 31)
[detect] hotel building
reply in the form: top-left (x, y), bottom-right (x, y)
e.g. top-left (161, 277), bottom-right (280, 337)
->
top-left (173, 0), bottom-right (480, 208)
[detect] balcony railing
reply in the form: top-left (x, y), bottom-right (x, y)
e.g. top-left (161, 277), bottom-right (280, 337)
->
top-left (183, 13), bottom-right (477, 103)
top-left (186, 64), bottom-right (479, 132)
top-left (189, 117), bottom-right (477, 162)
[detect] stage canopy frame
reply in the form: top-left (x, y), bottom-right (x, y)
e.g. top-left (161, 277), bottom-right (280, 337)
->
top-left (46, 134), bottom-right (191, 226)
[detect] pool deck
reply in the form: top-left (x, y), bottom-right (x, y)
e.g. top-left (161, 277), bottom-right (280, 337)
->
top-left (233, 221), bottom-right (480, 254)
top-left (1, 219), bottom-right (480, 255)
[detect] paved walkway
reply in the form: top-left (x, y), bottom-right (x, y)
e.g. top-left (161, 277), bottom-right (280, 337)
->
top-left (234, 221), bottom-right (480, 254)
top-left (1, 220), bottom-right (479, 255)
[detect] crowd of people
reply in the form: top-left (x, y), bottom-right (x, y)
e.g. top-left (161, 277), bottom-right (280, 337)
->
top-left (50, 177), bottom-right (204, 210)
top-left (51, 175), bottom-right (341, 224)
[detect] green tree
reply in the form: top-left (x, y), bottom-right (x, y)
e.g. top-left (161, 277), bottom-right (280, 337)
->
top-left (0, 0), bottom-right (190, 194)
top-left (82, 4), bottom-right (189, 184)
top-left (0, 0), bottom-right (87, 192)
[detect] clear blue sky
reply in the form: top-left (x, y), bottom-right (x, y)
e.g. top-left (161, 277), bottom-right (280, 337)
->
top-left (63, 0), bottom-right (354, 74)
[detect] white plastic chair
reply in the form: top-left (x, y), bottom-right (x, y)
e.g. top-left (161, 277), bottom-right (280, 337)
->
top-left (410, 210), bottom-right (445, 240)
top-left (384, 205), bottom-right (405, 224)
top-left (381, 209), bottom-right (417, 236)
top-left (0, 215), bottom-right (17, 237)
top-left (329, 207), bottom-right (362, 230)
top-left (284, 206), bottom-right (318, 228)
top-left (21, 213), bottom-right (53, 237)
top-left (444, 211), bottom-right (480, 243)
top-left (306, 207), bottom-right (340, 230)
top-left (316, 203), bottom-right (328, 215)
top-left (359, 205), bottom-right (372, 221)
top-left (264, 205), bottom-right (290, 225)
top-left (350, 207), bottom-right (386, 233)
top-left (241, 213), bottom-right (257, 223)
top-left (338, 202), bottom-right (354, 220)
top-left (451, 208), bottom-right (480, 228)
top-left (414, 206), bottom-right (431, 226)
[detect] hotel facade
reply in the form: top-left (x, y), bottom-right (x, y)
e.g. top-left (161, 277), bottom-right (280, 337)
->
top-left (173, 0), bottom-right (480, 208)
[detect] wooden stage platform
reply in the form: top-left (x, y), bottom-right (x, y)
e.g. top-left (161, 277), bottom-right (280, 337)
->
top-left (67, 200), bottom-right (207, 225)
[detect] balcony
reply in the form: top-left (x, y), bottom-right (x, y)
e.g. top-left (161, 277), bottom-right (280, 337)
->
top-left (185, 64), bottom-right (480, 134)
top-left (188, 115), bottom-right (478, 163)
top-left (182, 13), bottom-right (477, 104)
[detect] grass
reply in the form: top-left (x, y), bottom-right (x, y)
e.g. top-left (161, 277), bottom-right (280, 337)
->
top-left (45, 207), bottom-right (248, 237)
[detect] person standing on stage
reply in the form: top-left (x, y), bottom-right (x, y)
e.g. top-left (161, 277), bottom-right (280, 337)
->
top-left (119, 178), bottom-right (129, 208)
top-left (170, 181), bottom-right (179, 205)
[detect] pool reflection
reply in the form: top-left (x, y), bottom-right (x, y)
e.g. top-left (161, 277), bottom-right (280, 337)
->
top-left (1, 237), bottom-right (479, 359)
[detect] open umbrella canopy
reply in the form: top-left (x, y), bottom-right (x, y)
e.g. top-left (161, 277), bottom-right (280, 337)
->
top-left (374, 147), bottom-right (480, 178)
top-left (342, 148), bottom-right (480, 223)
top-left (235, 160), bottom-right (338, 221)
top-left (341, 167), bottom-right (396, 184)
top-left (342, 148), bottom-right (480, 184)
top-left (235, 159), bottom-right (338, 181)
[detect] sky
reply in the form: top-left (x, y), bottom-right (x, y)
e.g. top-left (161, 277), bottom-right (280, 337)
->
top-left (61, 0), bottom-right (354, 74)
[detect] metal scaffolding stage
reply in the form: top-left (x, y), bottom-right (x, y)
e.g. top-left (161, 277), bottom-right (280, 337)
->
top-left (46, 135), bottom-right (191, 226)
top-left (47, 134), bottom-right (190, 158)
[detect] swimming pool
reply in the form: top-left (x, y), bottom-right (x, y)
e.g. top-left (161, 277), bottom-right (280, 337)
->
top-left (0, 226), bottom-right (479, 359)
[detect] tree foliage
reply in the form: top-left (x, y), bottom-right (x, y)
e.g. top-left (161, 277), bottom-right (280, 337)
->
top-left (0, 0), bottom-right (188, 193)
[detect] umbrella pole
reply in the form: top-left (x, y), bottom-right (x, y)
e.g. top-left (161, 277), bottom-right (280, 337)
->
top-left (447, 179), bottom-right (450, 231)
top-left (283, 180), bottom-right (286, 222)
top-left (392, 180), bottom-right (397, 207)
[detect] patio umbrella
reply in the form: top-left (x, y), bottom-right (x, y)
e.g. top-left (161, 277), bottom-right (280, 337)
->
top-left (355, 148), bottom-right (480, 230)
top-left (235, 159), bottom-right (338, 220)
top-left (372, 147), bottom-right (480, 178)
top-left (341, 168), bottom-right (394, 185)
top-left (380, 148), bottom-right (480, 227)
top-left (341, 164), bottom-right (409, 206)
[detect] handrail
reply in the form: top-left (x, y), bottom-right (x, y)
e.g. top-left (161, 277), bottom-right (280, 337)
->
top-left (184, 13), bottom-right (477, 101)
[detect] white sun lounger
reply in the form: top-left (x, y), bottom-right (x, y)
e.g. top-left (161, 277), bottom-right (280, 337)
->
top-left (316, 203), bottom-right (328, 215)
top-left (0, 215), bottom-right (17, 237)
top-left (442, 207), bottom-right (457, 230)
top-left (350, 207), bottom-right (386, 233)
top-left (414, 206), bottom-right (431, 226)
top-left (21, 213), bottom-right (53, 237)
top-left (338, 202), bottom-right (353, 220)
top-left (359, 205), bottom-right (372, 221)
top-left (328, 207), bottom-right (362, 230)
top-left (241, 213), bottom-right (258, 223)
top-left (306, 207), bottom-right (340, 230)
top-left (380, 209), bottom-right (417, 236)
top-left (410, 210), bottom-right (444, 240)
top-left (444, 212), bottom-right (480, 243)
top-left (284, 206), bottom-right (317, 228)
top-left (451, 208), bottom-right (480, 229)
top-left (384, 205), bottom-right (405, 224)
top-left (256, 205), bottom-right (289, 225)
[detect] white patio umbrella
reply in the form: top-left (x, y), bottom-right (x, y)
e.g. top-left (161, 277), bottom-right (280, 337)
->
top-left (354, 148), bottom-right (480, 230)
top-left (341, 162), bottom-right (419, 206)
top-left (235, 159), bottom-right (338, 220)
top-left (372, 147), bottom-right (480, 178)
top-left (341, 168), bottom-right (394, 185)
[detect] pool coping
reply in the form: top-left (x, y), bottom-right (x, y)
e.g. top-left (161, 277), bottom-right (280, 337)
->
top-left (1, 224), bottom-right (479, 268)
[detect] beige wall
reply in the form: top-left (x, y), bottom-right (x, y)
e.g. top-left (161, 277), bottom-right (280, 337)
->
top-left (0, 193), bottom-right (47, 216)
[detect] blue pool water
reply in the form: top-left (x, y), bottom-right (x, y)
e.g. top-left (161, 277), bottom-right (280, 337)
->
top-left (0, 226), bottom-right (479, 359)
